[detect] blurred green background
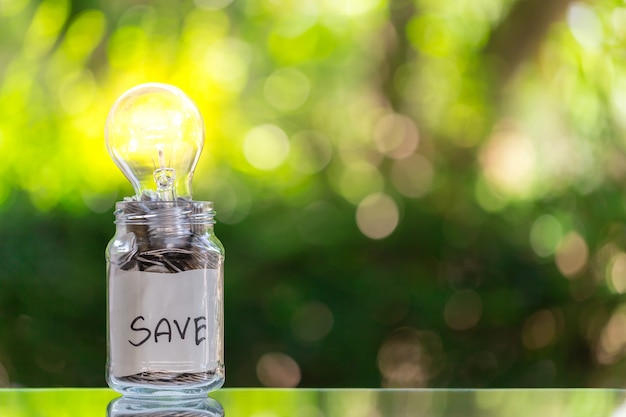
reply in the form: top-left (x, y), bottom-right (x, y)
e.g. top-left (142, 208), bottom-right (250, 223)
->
top-left (1, 0), bottom-right (625, 388)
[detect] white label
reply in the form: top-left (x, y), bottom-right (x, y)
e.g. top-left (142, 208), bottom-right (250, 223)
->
top-left (109, 269), bottom-right (218, 378)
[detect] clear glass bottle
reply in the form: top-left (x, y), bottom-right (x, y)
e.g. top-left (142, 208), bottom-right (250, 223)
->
top-left (106, 200), bottom-right (224, 397)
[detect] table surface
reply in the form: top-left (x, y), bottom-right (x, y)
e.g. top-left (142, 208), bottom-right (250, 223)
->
top-left (1, 388), bottom-right (626, 416)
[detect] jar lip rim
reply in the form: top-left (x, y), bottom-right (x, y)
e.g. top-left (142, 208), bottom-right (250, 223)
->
top-left (114, 200), bottom-right (215, 205)
top-left (113, 200), bottom-right (216, 224)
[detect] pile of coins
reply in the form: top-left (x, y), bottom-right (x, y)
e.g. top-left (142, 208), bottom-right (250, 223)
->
top-left (120, 370), bottom-right (218, 386)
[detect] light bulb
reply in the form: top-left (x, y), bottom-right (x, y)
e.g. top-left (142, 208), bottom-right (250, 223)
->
top-left (106, 83), bottom-right (204, 201)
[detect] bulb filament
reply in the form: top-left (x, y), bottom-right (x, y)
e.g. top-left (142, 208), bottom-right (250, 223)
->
top-left (154, 150), bottom-right (176, 200)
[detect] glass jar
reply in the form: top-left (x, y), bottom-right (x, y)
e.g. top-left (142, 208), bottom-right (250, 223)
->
top-left (107, 396), bottom-right (224, 417)
top-left (106, 200), bottom-right (224, 396)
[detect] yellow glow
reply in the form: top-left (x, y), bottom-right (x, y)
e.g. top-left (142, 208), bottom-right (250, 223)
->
top-left (0, 0), bottom-right (616, 229)
top-left (106, 84), bottom-right (204, 199)
top-left (203, 38), bottom-right (251, 92)
top-left (180, 9), bottom-right (230, 50)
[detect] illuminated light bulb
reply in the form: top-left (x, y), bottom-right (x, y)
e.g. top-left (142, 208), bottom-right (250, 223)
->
top-left (105, 83), bottom-right (204, 201)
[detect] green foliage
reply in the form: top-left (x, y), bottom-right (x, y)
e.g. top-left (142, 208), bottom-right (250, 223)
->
top-left (2, 0), bottom-right (626, 388)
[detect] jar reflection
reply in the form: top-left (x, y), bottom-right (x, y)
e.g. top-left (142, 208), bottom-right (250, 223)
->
top-left (107, 396), bottom-right (224, 417)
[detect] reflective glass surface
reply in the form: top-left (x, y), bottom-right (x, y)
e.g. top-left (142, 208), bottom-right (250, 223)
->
top-left (1, 388), bottom-right (626, 416)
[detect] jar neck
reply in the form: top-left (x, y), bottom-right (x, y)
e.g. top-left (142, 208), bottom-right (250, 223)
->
top-left (114, 200), bottom-right (215, 226)
top-left (113, 200), bottom-right (215, 249)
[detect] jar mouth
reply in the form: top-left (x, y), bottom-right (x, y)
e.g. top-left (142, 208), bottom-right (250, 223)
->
top-left (113, 200), bottom-right (215, 225)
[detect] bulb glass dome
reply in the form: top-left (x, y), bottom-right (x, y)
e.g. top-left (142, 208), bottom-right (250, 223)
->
top-left (106, 83), bottom-right (204, 201)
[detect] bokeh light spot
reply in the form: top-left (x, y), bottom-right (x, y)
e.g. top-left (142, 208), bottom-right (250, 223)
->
top-left (390, 154), bottom-right (434, 198)
top-left (204, 38), bottom-right (251, 90)
top-left (373, 113), bottom-right (419, 159)
top-left (264, 67), bottom-right (311, 112)
top-left (356, 192), bottom-right (399, 239)
top-left (338, 141), bottom-right (383, 170)
top-left (181, 8), bottom-right (229, 52)
top-left (443, 289), bottom-right (482, 331)
top-left (596, 306), bottom-right (626, 365)
top-left (474, 177), bottom-right (507, 212)
top-left (243, 124), bottom-right (290, 170)
top-left (607, 252), bottom-right (626, 294)
top-left (406, 15), bottom-right (454, 58)
top-left (522, 309), bottom-right (557, 350)
top-left (377, 327), bottom-right (430, 388)
top-left (480, 122), bottom-right (536, 198)
top-left (529, 214), bottom-right (563, 258)
top-left (256, 352), bottom-right (301, 387)
top-left (568, 2), bottom-right (603, 50)
top-left (611, 78), bottom-right (626, 130)
top-left (555, 231), bottom-right (588, 278)
top-left (291, 301), bottom-right (334, 342)
top-left (338, 166), bottom-right (384, 204)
